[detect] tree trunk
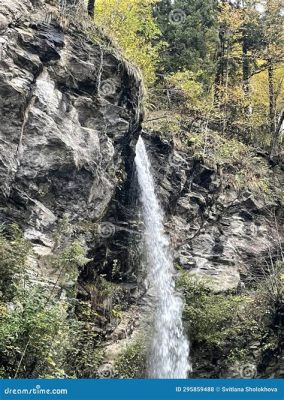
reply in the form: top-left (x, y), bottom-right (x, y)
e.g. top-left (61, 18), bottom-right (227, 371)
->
top-left (271, 110), bottom-right (284, 158)
top-left (214, 28), bottom-right (226, 104)
top-left (242, 31), bottom-right (250, 95)
top-left (268, 62), bottom-right (275, 134)
top-left (268, 61), bottom-right (278, 157)
top-left (88, 0), bottom-right (95, 17)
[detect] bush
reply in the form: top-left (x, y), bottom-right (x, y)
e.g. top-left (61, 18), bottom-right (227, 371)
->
top-left (177, 270), bottom-right (282, 371)
top-left (188, 131), bottom-right (272, 198)
top-left (165, 70), bottom-right (206, 110)
top-left (177, 273), bottom-right (248, 347)
top-left (0, 224), bottom-right (31, 301)
top-left (114, 340), bottom-right (146, 378)
top-left (52, 241), bottom-right (89, 277)
top-left (0, 225), bottom-right (93, 378)
top-left (66, 319), bottom-right (104, 378)
top-left (0, 287), bottom-right (70, 378)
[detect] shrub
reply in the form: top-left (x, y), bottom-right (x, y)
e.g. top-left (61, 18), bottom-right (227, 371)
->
top-left (0, 287), bottom-right (70, 378)
top-left (165, 70), bottom-right (212, 112)
top-left (177, 273), bottom-right (248, 347)
top-left (66, 319), bottom-right (104, 378)
top-left (0, 224), bottom-right (31, 301)
top-left (0, 224), bottom-right (92, 378)
top-left (114, 340), bottom-right (146, 378)
top-left (53, 241), bottom-right (89, 277)
top-left (177, 269), bottom-right (283, 371)
top-left (188, 131), bottom-right (272, 198)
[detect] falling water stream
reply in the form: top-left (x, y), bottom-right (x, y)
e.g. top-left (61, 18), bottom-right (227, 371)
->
top-left (135, 137), bottom-right (191, 378)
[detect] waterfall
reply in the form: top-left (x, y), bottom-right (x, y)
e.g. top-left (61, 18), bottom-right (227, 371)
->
top-left (135, 137), bottom-right (191, 379)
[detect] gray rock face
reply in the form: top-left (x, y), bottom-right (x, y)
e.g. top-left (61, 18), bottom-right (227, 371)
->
top-left (0, 1), bottom-right (146, 379)
top-left (143, 132), bottom-right (284, 292)
top-left (0, 0), bottom-right (143, 238)
top-left (139, 132), bottom-right (284, 378)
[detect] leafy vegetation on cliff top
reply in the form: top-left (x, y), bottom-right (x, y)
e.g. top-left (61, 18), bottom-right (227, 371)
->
top-left (92, 0), bottom-right (284, 158)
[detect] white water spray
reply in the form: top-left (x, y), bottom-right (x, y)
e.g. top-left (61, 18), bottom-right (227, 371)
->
top-left (135, 137), bottom-right (191, 378)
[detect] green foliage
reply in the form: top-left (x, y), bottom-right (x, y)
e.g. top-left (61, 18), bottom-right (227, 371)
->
top-left (95, 0), bottom-right (162, 85)
top-left (0, 224), bottom-right (96, 378)
top-left (189, 130), bottom-right (250, 163)
top-left (177, 273), bottom-right (246, 346)
top-left (52, 240), bottom-right (90, 282)
top-left (66, 319), bottom-right (104, 378)
top-left (188, 131), bottom-right (273, 198)
top-left (258, 261), bottom-right (284, 314)
top-left (52, 214), bottom-right (73, 248)
top-left (114, 340), bottom-right (146, 378)
top-left (0, 224), bottom-right (31, 301)
top-left (0, 288), bottom-right (69, 378)
top-left (165, 70), bottom-right (212, 111)
top-left (85, 276), bottom-right (127, 325)
top-left (155, 0), bottom-right (218, 84)
top-left (177, 270), bottom-right (281, 365)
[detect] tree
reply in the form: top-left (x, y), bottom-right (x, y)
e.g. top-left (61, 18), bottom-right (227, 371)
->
top-left (237, 1), bottom-right (263, 95)
top-left (155, 0), bottom-right (219, 90)
top-left (232, 0), bottom-right (284, 154)
top-left (213, 0), bottom-right (245, 132)
top-left (94, 0), bottom-right (161, 85)
top-left (88, 0), bottom-right (95, 16)
top-left (212, 0), bottom-right (284, 153)
top-left (261, 0), bottom-right (284, 157)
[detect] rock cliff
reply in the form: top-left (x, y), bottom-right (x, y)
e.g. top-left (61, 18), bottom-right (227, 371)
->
top-left (141, 130), bottom-right (284, 378)
top-left (0, 0), bottom-right (142, 235)
top-left (0, 0), bottom-right (283, 379)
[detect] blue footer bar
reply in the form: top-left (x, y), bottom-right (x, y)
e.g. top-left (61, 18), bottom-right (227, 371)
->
top-left (0, 379), bottom-right (283, 400)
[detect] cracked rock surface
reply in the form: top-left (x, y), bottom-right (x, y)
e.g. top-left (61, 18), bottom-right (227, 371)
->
top-left (0, 0), bottom-right (142, 238)
top-left (143, 132), bottom-right (284, 292)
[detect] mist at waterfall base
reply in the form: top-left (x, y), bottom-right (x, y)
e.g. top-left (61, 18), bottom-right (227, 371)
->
top-left (135, 137), bottom-right (191, 379)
